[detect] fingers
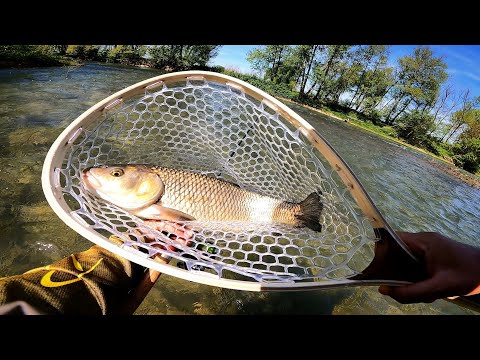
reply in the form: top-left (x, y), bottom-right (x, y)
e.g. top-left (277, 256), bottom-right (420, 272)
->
top-left (381, 231), bottom-right (480, 304)
top-left (144, 220), bottom-right (194, 241)
top-left (137, 220), bottom-right (194, 246)
top-left (378, 273), bottom-right (453, 304)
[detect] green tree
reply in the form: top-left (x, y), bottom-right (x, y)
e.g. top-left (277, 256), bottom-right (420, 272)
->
top-left (0, 45), bottom-right (63, 67)
top-left (384, 46), bottom-right (448, 125)
top-left (290, 45), bottom-right (323, 97)
top-left (460, 109), bottom-right (480, 141)
top-left (66, 45), bottom-right (102, 60)
top-left (148, 45), bottom-right (178, 69)
top-left (348, 45), bottom-right (390, 109)
top-left (106, 45), bottom-right (146, 65)
top-left (247, 45), bottom-right (290, 82)
top-left (448, 94), bottom-right (480, 173)
top-left (51, 45), bottom-right (68, 55)
top-left (182, 45), bottom-right (220, 69)
top-left (451, 138), bottom-right (480, 173)
top-left (325, 59), bottom-right (361, 104)
top-left (356, 66), bottom-right (395, 118)
top-left (395, 109), bottom-right (435, 146)
top-left (148, 45), bottom-right (221, 71)
top-left (309, 45), bottom-right (351, 101)
top-left (428, 84), bottom-right (459, 137)
top-left (271, 46), bottom-right (310, 89)
top-left (442, 91), bottom-right (479, 142)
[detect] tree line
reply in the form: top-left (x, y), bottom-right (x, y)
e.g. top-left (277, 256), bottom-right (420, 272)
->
top-left (246, 45), bottom-right (480, 174)
top-left (1, 44), bottom-right (478, 174)
top-left (0, 45), bottom-right (223, 71)
top-left (64, 45), bottom-right (222, 71)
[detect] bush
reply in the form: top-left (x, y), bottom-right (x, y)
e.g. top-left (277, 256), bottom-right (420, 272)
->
top-left (209, 65), bottom-right (225, 73)
top-left (65, 45), bottom-right (101, 61)
top-left (379, 126), bottom-right (398, 138)
top-left (293, 94), bottom-right (322, 108)
top-left (365, 108), bottom-right (383, 124)
top-left (0, 45), bottom-right (63, 67)
top-left (96, 48), bottom-right (109, 62)
top-left (222, 70), bottom-right (297, 99)
top-left (148, 45), bottom-right (221, 71)
top-left (107, 46), bottom-right (146, 65)
top-left (395, 110), bottom-right (435, 147)
top-left (66, 45), bottom-right (84, 58)
top-left (427, 140), bottom-right (452, 159)
top-left (451, 138), bottom-right (480, 173)
top-left (347, 111), bottom-right (358, 120)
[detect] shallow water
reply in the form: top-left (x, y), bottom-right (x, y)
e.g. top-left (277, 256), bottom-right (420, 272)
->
top-left (0, 63), bottom-right (478, 315)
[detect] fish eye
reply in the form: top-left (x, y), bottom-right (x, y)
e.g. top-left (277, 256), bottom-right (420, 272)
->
top-left (110, 169), bottom-right (124, 177)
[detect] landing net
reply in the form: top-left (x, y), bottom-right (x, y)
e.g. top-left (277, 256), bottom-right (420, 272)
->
top-left (43, 71), bottom-right (379, 290)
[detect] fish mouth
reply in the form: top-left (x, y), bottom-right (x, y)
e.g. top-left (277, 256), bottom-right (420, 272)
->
top-left (81, 168), bottom-right (102, 191)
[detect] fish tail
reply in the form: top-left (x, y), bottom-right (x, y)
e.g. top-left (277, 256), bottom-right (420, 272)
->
top-left (295, 191), bottom-right (323, 232)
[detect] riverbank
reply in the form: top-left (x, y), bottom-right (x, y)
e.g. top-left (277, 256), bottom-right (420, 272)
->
top-left (278, 97), bottom-right (480, 189)
top-left (0, 57), bottom-right (81, 69)
top-left (1, 59), bottom-right (478, 188)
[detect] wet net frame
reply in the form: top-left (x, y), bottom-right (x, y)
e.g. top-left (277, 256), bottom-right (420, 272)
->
top-left (42, 71), bottom-right (421, 292)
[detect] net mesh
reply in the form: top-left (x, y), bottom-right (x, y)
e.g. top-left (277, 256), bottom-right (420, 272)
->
top-left (57, 77), bottom-right (377, 284)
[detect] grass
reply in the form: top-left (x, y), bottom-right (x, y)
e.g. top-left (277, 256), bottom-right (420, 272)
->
top-left (278, 97), bottom-right (457, 166)
top-left (278, 97), bottom-right (480, 186)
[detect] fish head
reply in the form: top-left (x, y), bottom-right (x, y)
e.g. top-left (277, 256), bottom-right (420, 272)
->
top-left (81, 165), bottom-right (164, 210)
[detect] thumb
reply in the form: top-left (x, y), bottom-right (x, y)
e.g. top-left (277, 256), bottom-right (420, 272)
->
top-left (379, 275), bottom-right (447, 304)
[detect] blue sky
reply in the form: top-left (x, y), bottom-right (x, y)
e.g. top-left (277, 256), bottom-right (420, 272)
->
top-left (212, 45), bottom-right (480, 96)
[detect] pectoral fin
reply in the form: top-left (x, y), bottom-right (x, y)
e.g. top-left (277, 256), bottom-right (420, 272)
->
top-left (133, 204), bottom-right (196, 222)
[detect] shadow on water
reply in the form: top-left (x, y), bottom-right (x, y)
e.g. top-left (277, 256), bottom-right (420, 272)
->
top-left (0, 131), bottom-right (9, 157)
top-left (136, 275), bottom-right (355, 315)
top-left (235, 288), bottom-right (353, 314)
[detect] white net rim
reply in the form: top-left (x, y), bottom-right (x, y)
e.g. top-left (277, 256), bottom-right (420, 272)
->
top-left (41, 70), bottom-right (414, 291)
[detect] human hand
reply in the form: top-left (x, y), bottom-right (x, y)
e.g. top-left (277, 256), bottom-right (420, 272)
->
top-left (379, 231), bottom-right (480, 304)
top-left (136, 220), bottom-right (194, 252)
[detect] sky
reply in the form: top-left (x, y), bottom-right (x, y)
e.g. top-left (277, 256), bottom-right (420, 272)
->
top-left (211, 45), bottom-right (480, 96)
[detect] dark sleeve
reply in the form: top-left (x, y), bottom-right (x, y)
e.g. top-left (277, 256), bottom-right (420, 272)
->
top-left (0, 243), bottom-right (149, 315)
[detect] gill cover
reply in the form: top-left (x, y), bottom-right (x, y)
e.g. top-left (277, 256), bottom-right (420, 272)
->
top-left (84, 165), bottom-right (165, 211)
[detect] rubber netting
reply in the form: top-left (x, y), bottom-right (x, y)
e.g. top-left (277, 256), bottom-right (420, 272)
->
top-left (58, 78), bottom-right (376, 284)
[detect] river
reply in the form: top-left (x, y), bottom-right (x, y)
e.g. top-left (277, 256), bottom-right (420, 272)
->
top-left (0, 63), bottom-right (478, 314)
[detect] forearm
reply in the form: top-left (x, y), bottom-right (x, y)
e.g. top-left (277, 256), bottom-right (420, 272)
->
top-left (0, 244), bottom-right (149, 315)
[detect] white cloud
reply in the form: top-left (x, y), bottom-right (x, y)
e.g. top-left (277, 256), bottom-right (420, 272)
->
top-left (434, 46), bottom-right (475, 65)
top-left (448, 68), bottom-right (480, 82)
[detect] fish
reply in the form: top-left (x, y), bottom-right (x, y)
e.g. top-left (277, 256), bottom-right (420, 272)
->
top-left (81, 165), bottom-right (323, 231)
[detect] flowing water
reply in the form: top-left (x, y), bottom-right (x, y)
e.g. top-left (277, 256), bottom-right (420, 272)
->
top-left (0, 63), bottom-right (478, 315)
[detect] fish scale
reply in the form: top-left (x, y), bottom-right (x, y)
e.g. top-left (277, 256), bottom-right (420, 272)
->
top-left (152, 166), bottom-right (291, 223)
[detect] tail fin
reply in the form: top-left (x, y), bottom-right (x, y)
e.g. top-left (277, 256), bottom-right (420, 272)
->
top-left (296, 191), bottom-right (323, 232)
